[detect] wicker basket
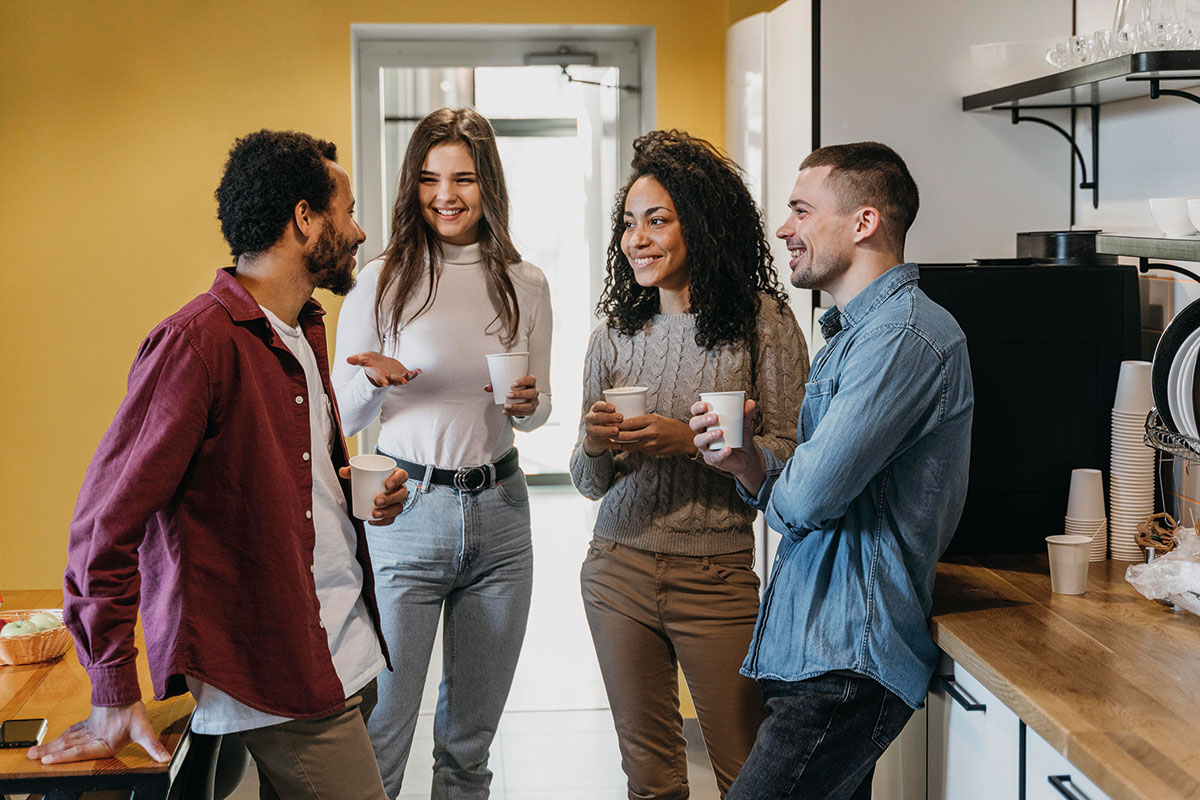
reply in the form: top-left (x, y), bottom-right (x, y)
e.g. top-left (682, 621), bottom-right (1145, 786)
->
top-left (0, 609), bottom-right (72, 666)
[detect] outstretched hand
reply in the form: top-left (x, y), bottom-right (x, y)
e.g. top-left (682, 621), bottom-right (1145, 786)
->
top-left (27, 702), bottom-right (170, 765)
top-left (346, 352), bottom-right (422, 387)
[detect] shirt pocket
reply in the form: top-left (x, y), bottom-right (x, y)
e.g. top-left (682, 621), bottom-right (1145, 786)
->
top-left (801, 377), bottom-right (835, 440)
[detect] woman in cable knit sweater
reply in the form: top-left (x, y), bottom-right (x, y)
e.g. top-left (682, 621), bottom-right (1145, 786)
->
top-left (333, 108), bottom-right (551, 798)
top-left (570, 130), bottom-right (809, 799)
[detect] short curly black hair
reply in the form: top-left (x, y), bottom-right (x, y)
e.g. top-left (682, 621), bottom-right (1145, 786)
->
top-left (599, 129), bottom-right (789, 350)
top-left (215, 130), bottom-right (338, 259)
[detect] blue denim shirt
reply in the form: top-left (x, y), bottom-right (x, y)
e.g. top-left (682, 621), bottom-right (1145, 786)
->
top-left (738, 263), bottom-right (973, 708)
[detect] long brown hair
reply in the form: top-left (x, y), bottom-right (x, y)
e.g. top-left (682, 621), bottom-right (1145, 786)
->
top-left (376, 108), bottom-right (523, 346)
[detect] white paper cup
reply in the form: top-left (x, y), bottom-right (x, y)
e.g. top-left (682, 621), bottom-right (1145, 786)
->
top-left (603, 386), bottom-right (648, 418)
top-left (1065, 468), bottom-right (1105, 520)
top-left (485, 352), bottom-right (530, 406)
top-left (350, 454), bottom-right (396, 520)
top-left (1112, 360), bottom-right (1153, 414)
top-left (699, 391), bottom-right (746, 450)
top-left (1046, 534), bottom-right (1091, 594)
top-left (1188, 198), bottom-right (1200, 233)
top-left (1149, 197), bottom-right (1197, 237)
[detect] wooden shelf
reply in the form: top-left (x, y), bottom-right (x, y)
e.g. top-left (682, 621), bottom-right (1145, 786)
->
top-left (963, 49), bottom-right (1200, 110)
top-left (1096, 232), bottom-right (1200, 262)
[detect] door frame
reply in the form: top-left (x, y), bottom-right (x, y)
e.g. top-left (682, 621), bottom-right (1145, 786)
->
top-left (351, 23), bottom-right (655, 268)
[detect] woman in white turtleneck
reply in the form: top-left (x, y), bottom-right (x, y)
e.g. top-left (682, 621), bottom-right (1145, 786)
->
top-left (332, 107), bottom-right (551, 800)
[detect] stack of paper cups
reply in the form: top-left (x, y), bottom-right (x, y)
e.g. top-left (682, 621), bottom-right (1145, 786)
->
top-left (1109, 361), bottom-right (1156, 561)
top-left (1064, 468), bottom-right (1107, 562)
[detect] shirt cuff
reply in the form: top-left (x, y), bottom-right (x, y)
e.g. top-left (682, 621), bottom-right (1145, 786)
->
top-left (736, 446), bottom-right (784, 510)
top-left (87, 661), bottom-right (144, 707)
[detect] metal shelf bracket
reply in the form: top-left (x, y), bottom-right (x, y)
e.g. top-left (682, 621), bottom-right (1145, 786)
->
top-left (1127, 75), bottom-right (1200, 106)
top-left (1006, 105), bottom-right (1100, 210)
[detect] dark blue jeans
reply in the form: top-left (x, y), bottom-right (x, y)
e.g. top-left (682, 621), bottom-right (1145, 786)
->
top-left (725, 673), bottom-right (914, 800)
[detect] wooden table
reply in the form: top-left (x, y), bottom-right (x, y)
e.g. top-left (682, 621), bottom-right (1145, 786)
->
top-left (931, 555), bottom-right (1200, 800)
top-left (0, 590), bottom-right (195, 799)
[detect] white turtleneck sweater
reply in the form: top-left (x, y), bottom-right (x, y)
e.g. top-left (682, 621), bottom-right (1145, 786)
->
top-left (333, 242), bottom-right (552, 468)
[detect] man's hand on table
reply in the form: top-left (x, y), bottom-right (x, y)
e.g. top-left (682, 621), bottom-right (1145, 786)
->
top-left (27, 701), bottom-right (169, 764)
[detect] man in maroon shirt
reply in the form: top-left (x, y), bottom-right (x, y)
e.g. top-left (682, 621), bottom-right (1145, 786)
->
top-left (28, 130), bottom-right (409, 799)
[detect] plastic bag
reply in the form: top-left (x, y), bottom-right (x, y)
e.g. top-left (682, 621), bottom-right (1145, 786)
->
top-left (1126, 526), bottom-right (1200, 616)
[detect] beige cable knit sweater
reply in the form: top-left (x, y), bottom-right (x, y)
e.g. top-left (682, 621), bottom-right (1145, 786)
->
top-left (570, 297), bottom-right (810, 555)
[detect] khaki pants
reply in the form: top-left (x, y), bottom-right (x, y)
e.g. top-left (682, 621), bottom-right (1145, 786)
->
top-left (581, 538), bottom-right (766, 800)
top-left (238, 680), bottom-right (387, 800)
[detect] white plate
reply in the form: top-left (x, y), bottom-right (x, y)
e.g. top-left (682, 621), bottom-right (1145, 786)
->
top-left (1172, 325), bottom-right (1200, 439)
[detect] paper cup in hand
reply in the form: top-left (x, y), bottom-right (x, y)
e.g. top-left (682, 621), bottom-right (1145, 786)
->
top-left (485, 352), bottom-right (530, 405)
top-left (1046, 534), bottom-right (1090, 595)
top-left (350, 454), bottom-right (396, 520)
top-left (699, 391), bottom-right (746, 450)
top-left (603, 386), bottom-right (647, 418)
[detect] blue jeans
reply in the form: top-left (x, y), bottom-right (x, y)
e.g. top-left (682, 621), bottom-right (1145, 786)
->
top-left (725, 674), bottom-right (913, 800)
top-left (364, 468), bottom-right (533, 799)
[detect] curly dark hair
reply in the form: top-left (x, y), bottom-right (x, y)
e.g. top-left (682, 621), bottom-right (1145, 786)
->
top-left (215, 130), bottom-right (339, 259)
top-left (598, 129), bottom-right (789, 350)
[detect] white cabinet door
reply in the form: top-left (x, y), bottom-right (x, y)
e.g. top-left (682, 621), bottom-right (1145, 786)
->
top-left (872, 704), bottom-right (927, 800)
top-left (927, 657), bottom-right (1021, 800)
top-left (1025, 726), bottom-right (1114, 800)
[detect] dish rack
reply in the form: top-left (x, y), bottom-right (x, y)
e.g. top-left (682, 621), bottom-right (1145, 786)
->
top-left (1144, 408), bottom-right (1200, 462)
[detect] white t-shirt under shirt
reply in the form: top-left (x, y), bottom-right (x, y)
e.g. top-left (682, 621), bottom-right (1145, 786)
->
top-left (186, 305), bottom-right (385, 735)
top-left (333, 242), bottom-right (553, 468)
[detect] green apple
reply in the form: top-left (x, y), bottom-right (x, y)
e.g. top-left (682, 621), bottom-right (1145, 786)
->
top-left (27, 612), bottom-right (63, 631)
top-left (1, 620), bottom-right (40, 637)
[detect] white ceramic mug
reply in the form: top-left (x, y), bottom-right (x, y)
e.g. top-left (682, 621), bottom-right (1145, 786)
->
top-left (1149, 198), bottom-right (1197, 237)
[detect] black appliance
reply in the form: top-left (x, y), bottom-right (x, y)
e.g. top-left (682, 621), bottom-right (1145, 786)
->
top-left (919, 253), bottom-right (1140, 555)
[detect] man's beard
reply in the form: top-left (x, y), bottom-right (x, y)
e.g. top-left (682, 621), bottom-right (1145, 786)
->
top-left (305, 225), bottom-right (356, 296)
top-left (790, 247), bottom-right (850, 291)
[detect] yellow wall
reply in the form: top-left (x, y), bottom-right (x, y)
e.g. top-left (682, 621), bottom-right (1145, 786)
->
top-left (0, 1), bottom-right (736, 589)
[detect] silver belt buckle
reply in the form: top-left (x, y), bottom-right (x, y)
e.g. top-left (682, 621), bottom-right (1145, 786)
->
top-left (453, 465), bottom-right (488, 492)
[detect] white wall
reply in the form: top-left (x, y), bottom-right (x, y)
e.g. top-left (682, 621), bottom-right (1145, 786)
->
top-left (820, 0), bottom-right (1074, 263)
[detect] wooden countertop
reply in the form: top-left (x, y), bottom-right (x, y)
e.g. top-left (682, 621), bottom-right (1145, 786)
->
top-left (931, 555), bottom-right (1200, 800)
top-left (0, 589), bottom-right (194, 787)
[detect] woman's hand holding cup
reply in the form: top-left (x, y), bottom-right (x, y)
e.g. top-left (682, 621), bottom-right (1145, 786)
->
top-left (583, 401), bottom-right (623, 456)
top-left (487, 375), bottom-right (540, 417)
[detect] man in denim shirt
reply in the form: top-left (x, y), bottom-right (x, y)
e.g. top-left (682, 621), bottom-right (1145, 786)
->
top-left (690, 142), bottom-right (973, 799)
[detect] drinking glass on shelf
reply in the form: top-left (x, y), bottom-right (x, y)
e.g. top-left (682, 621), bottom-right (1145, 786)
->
top-left (1069, 34), bottom-right (1096, 64)
top-left (1137, 18), bottom-right (1173, 48)
top-left (1093, 29), bottom-right (1116, 59)
top-left (1045, 40), bottom-right (1072, 70)
top-left (1113, 25), bottom-right (1140, 54)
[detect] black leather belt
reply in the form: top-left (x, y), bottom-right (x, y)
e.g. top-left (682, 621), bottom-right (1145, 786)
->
top-left (380, 448), bottom-right (520, 492)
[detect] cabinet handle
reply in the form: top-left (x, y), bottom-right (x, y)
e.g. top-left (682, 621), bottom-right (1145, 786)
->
top-left (1048, 775), bottom-right (1093, 800)
top-left (935, 674), bottom-right (986, 712)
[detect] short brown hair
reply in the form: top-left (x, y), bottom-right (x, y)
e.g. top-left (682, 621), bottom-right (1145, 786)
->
top-left (800, 141), bottom-right (919, 253)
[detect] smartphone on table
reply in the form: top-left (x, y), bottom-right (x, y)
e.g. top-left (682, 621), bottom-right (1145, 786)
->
top-left (0, 718), bottom-right (48, 748)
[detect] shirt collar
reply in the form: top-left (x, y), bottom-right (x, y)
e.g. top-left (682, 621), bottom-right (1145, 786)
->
top-left (825, 263), bottom-right (919, 336)
top-left (207, 267), bottom-right (327, 330)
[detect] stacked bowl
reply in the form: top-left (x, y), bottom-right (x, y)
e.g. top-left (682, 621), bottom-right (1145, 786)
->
top-left (1065, 468), bottom-right (1107, 562)
top-left (1110, 361), bottom-right (1156, 561)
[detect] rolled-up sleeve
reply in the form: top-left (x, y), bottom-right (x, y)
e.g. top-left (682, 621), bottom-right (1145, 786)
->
top-left (764, 327), bottom-right (944, 540)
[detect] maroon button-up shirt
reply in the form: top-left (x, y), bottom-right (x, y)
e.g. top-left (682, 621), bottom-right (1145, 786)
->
top-left (64, 268), bottom-right (390, 718)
